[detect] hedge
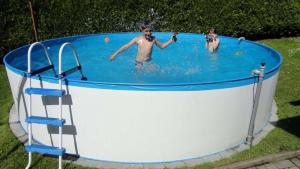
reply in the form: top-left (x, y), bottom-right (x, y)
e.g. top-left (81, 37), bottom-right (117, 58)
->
top-left (1, 0), bottom-right (300, 62)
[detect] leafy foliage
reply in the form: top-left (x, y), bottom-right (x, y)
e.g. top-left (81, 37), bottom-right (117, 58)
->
top-left (1, 0), bottom-right (300, 61)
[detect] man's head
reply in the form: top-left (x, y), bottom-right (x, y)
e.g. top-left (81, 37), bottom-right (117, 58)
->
top-left (209, 28), bottom-right (215, 34)
top-left (140, 22), bottom-right (153, 40)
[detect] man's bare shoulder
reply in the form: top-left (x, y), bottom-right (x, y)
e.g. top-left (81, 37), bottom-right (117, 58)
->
top-left (126, 36), bottom-right (141, 45)
top-left (134, 35), bottom-right (144, 40)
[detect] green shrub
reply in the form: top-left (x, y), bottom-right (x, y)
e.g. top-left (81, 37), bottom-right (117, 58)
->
top-left (1, 0), bottom-right (300, 62)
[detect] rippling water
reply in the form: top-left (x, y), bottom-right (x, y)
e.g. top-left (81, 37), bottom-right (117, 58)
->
top-left (9, 33), bottom-right (280, 85)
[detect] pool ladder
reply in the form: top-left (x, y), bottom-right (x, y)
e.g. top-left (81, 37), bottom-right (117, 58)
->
top-left (24, 42), bottom-right (86, 169)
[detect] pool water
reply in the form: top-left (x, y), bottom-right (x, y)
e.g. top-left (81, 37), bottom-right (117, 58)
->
top-left (9, 32), bottom-right (280, 85)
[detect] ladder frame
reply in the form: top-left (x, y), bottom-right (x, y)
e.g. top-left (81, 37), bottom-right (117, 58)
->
top-left (25, 42), bottom-right (85, 169)
top-left (26, 42), bottom-right (57, 169)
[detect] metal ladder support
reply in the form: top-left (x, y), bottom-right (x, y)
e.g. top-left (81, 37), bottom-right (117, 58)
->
top-left (25, 42), bottom-right (65, 169)
top-left (25, 42), bottom-right (86, 169)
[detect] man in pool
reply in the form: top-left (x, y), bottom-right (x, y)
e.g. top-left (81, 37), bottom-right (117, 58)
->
top-left (205, 28), bottom-right (220, 53)
top-left (109, 23), bottom-right (178, 69)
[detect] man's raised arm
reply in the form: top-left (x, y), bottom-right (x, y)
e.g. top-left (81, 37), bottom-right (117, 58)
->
top-left (110, 37), bottom-right (137, 61)
top-left (155, 33), bottom-right (177, 49)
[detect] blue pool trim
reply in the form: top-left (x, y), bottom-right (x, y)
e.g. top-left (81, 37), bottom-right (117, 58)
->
top-left (3, 32), bottom-right (282, 91)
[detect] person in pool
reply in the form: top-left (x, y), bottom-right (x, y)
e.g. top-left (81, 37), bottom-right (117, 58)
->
top-left (205, 28), bottom-right (220, 53)
top-left (109, 22), bottom-right (177, 69)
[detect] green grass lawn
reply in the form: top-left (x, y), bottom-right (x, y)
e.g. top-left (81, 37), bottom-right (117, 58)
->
top-left (0, 37), bottom-right (299, 169)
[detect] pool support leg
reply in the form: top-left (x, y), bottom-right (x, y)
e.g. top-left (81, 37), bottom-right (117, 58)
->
top-left (246, 63), bottom-right (266, 146)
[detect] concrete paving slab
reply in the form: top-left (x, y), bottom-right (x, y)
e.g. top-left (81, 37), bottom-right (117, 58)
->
top-left (272, 160), bottom-right (295, 169)
top-left (264, 163), bottom-right (278, 169)
top-left (291, 158), bottom-right (300, 167)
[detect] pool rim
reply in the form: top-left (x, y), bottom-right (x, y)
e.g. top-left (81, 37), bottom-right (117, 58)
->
top-left (3, 32), bottom-right (283, 91)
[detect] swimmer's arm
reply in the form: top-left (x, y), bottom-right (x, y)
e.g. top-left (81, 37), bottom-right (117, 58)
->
top-left (110, 38), bottom-right (137, 61)
top-left (155, 37), bottom-right (173, 49)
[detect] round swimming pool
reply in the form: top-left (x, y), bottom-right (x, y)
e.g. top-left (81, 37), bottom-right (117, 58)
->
top-left (4, 32), bottom-right (282, 163)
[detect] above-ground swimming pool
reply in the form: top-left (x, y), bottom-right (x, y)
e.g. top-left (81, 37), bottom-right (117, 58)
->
top-left (4, 32), bottom-right (282, 163)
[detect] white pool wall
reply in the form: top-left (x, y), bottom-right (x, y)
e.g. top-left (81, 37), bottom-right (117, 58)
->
top-left (6, 67), bottom-right (279, 163)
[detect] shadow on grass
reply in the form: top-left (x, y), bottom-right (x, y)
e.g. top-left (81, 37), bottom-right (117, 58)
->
top-left (0, 142), bottom-right (23, 161)
top-left (63, 154), bottom-right (80, 169)
top-left (30, 155), bottom-right (43, 168)
top-left (277, 115), bottom-right (300, 138)
top-left (290, 100), bottom-right (300, 106)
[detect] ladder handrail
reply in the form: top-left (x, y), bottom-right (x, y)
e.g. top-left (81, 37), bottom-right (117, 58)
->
top-left (26, 42), bottom-right (53, 169)
top-left (58, 42), bottom-right (86, 80)
top-left (26, 42), bottom-right (63, 169)
top-left (238, 37), bottom-right (246, 45)
top-left (57, 42), bottom-right (85, 169)
top-left (27, 42), bottom-right (54, 74)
